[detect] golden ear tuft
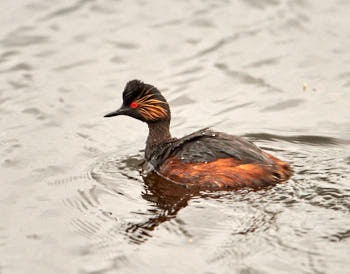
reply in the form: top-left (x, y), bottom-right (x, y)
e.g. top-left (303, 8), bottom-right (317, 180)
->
top-left (135, 93), bottom-right (168, 120)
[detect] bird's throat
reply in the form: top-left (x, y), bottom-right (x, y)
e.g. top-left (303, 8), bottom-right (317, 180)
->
top-left (145, 120), bottom-right (172, 160)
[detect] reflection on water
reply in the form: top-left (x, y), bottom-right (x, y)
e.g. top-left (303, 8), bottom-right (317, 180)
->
top-left (126, 173), bottom-right (195, 244)
top-left (1, 0), bottom-right (350, 273)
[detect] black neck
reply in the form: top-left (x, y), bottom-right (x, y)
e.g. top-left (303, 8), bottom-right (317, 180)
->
top-left (145, 120), bottom-right (172, 160)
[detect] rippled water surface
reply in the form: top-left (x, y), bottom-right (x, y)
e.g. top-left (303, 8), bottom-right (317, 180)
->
top-left (1, 0), bottom-right (350, 273)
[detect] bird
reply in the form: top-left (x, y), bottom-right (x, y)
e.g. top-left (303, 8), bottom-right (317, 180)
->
top-left (104, 80), bottom-right (292, 190)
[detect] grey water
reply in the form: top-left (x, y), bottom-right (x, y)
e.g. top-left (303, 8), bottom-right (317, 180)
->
top-left (0, 0), bottom-right (350, 273)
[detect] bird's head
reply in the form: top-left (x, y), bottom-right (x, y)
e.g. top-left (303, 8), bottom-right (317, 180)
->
top-left (104, 80), bottom-right (171, 123)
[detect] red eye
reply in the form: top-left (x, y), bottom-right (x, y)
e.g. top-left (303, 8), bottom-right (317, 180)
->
top-left (130, 102), bottom-right (138, 109)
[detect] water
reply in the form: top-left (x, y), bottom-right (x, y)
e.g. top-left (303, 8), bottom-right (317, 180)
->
top-left (1, 0), bottom-right (350, 273)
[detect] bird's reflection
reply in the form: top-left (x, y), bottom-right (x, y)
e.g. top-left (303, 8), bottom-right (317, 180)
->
top-left (124, 172), bottom-right (201, 244)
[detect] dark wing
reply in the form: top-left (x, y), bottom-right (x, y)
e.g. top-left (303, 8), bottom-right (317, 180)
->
top-left (172, 130), bottom-right (273, 164)
top-left (152, 128), bottom-right (274, 165)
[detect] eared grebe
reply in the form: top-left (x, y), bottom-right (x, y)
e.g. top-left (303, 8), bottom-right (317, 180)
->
top-left (104, 80), bottom-right (292, 189)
